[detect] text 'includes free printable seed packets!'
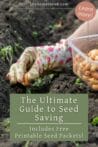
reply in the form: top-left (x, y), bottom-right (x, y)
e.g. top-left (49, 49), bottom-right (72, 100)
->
top-left (10, 94), bottom-right (88, 141)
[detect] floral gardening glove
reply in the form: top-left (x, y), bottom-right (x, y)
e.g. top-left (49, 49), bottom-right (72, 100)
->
top-left (6, 39), bottom-right (72, 86)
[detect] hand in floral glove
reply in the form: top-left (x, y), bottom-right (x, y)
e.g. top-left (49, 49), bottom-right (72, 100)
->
top-left (6, 39), bottom-right (72, 86)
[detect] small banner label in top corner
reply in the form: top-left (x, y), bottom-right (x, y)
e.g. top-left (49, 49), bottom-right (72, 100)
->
top-left (75, 1), bottom-right (96, 21)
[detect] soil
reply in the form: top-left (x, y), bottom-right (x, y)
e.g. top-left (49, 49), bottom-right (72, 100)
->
top-left (0, 0), bottom-right (98, 146)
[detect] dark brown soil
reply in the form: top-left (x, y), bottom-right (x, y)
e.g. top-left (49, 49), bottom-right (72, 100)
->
top-left (0, 0), bottom-right (98, 146)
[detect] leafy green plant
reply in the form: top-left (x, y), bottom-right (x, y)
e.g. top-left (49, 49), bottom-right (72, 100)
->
top-left (0, 45), bottom-right (13, 64)
top-left (51, 24), bottom-right (58, 30)
top-left (91, 116), bottom-right (98, 126)
top-left (32, 74), bottom-right (54, 87)
top-left (24, 140), bottom-right (30, 147)
top-left (48, 24), bottom-right (54, 29)
top-left (32, 78), bottom-right (43, 87)
top-left (26, 88), bottom-right (32, 94)
top-left (48, 23), bottom-right (61, 30)
top-left (1, 118), bottom-right (10, 133)
top-left (75, 143), bottom-right (80, 147)
top-left (14, 43), bottom-right (23, 51)
top-left (75, 78), bottom-right (83, 86)
top-left (32, 31), bottom-right (39, 38)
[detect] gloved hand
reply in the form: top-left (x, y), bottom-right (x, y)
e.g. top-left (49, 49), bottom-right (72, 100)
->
top-left (6, 39), bottom-right (72, 86)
